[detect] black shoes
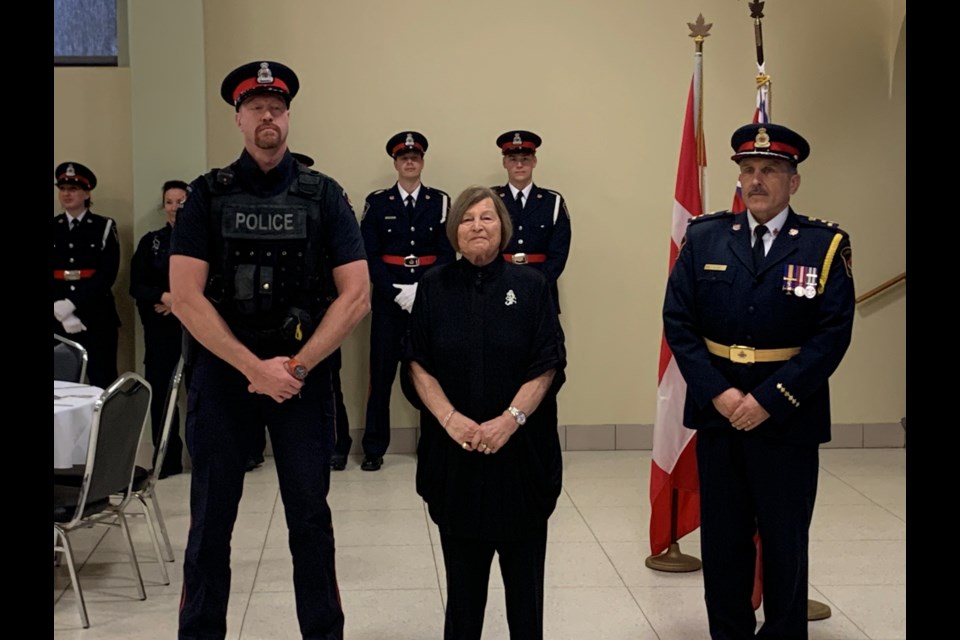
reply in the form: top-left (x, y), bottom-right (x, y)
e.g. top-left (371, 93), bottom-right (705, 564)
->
top-left (245, 454), bottom-right (264, 472)
top-left (330, 454), bottom-right (348, 471)
top-left (157, 466), bottom-right (182, 480)
top-left (360, 455), bottom-right (384, 472)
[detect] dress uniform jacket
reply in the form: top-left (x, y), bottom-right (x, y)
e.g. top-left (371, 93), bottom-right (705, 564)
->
top-left (52, 211), bottom-right (121, 330)
top-left (663, 208), bottom-right (855, 444)
top-left (52, 210), bottom-right (121, 388)
top-left (493, 184), bottom-right (571, 311)
top-left (357, 183), bottom-right (454, 458)
top-left (361, 184), bottom-right (455, 307)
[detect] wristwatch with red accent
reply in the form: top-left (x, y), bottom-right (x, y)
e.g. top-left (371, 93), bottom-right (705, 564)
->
top-left (285, 358), bottom-right (308, 381)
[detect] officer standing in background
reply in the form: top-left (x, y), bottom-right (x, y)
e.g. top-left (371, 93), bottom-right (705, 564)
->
top-left (492, 130), bottom-right (572, 312)
top-left (351, 131), bottom-right (454, 472)
top-left (53, 162), bottom-right (121, 388)
top-left (130, 179), bottom-right (190, 478)
top-left (662, 123), bottom-right (855, 639)
top-left (170, 60), bottom-right (370, 640)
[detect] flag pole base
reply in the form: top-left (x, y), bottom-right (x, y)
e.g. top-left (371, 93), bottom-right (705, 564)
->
top-left (808, 599), bottom-right (832, 621)
top-left (645, 542), bottom-right (702, 573)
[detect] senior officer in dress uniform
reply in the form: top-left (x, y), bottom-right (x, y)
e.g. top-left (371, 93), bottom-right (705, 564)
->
top-left (170, 60), bottom-right (370, 640)
top-left (663, 123), bottom-right (855, 640)
top-left (52, 162), bottom-right (121, 388)
top-left (352, 131), bottom-right (454, 472)
top-left (492, 130), bottom-right (571, 312)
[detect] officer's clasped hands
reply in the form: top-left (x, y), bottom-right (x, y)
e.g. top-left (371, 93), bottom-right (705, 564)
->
top-left (246, 356), bottom-right (304, 403)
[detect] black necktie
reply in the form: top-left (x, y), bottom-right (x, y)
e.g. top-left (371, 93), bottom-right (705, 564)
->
top-left (515, 191), bottom-right (524, 208)
top-left (70, 218), bottom-right (79, 232)
top-left (753, 224), bottom-right (769, 270)
top-left (405, 195), bottom-right (414, 210)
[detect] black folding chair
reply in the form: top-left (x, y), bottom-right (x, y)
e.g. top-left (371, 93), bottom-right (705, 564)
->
top-left (53, 372), bottom-right (151, 628)
top-left (54, 333), bottom-right (88, 383)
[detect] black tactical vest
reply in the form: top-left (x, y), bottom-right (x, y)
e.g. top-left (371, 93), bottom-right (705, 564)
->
top-left (204, 164), bottom-right (335, 356)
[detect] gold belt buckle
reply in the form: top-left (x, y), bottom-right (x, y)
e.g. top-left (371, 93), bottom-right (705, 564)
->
top-left (512, 253), bottom-right (528, 264)
top-left (729, 345), bottom-right (756, 364)
top-left (403, 255), bottom-right (420, 267)
top-left (64, 269), bottom-right (82, 281)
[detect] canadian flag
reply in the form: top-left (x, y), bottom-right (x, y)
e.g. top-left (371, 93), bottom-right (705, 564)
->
top-left (649, 74), bottom-right (704, 556)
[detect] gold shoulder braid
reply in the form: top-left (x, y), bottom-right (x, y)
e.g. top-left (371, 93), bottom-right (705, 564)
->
top-left (818, 233), bottom-right (845, 295)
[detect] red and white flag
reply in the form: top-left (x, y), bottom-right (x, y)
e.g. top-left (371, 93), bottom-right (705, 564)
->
top-left (649, 69), bottom-right (706, 556)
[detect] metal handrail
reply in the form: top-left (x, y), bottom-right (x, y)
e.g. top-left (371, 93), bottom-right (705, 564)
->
top-left (855, 272), bottom-right (905, 304)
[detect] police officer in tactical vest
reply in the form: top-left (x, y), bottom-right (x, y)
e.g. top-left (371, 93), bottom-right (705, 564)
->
top-left (170, 60), bottom-right (370, 640)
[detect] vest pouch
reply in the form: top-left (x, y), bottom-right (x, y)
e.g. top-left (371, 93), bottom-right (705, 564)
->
top-left (233, 264), bottom-right (258, 314)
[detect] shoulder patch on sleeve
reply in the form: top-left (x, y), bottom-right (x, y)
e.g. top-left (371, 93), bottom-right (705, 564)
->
top-left (361, 200), bottom-right (371, 221)
top-left (840, 244), bottom-right (853, 278)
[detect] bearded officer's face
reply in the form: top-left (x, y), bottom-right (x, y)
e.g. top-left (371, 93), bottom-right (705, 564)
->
top-left (236, 94), bottom-right (290, 152)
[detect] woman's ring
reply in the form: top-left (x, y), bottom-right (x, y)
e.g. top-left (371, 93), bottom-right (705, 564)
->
top-left (461, 441), bottom-right (470, 450)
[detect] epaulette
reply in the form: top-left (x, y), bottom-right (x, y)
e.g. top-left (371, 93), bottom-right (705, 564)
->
top-left (545, 188), bottom-right (564, 199)
top-left (423, 185), bottom-right (449, 197)
top-left (797, 214), bottom-right (847, 233)
top-left (367, 189), bottom-right (387, 199)
top-left (689, 210), bottom-right (734, 225)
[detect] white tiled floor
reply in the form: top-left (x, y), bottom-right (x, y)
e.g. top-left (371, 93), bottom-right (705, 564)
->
top-left (54, 449), bottom-right (906, 639)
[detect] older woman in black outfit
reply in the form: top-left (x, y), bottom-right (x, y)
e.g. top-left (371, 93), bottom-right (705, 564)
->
top-left (130, 180), bottom-right (188, 478)
top-left (402, 185), bottom-right (566, 640)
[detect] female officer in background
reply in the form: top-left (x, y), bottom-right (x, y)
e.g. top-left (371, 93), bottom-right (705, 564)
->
top-left (130, 180), bottom-right (188, 478)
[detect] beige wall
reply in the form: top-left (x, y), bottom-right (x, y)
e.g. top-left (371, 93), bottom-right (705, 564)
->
top-left (54, 0), bottom-right (906, 430)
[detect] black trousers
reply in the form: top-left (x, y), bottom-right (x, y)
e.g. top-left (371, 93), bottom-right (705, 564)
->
top-left (179, 349), bottom-right (343, 640)
top-left (697, 429), bottom-right (819, 640)
top-left (143, 324), bottom-right (183, 474)
top-left (252, 349), bottom-right (348, 460)
top-left (439, 525), bottom-right (547, 640)
top-left (361, 301), bottom-right (408, 456)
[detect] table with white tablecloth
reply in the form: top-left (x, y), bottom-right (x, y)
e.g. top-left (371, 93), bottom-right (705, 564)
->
top-left (54, 380), bottom-right (104, 469)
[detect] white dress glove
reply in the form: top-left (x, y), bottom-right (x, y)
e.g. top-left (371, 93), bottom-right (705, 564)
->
top-left (392, 283), bottom-right (419, 313)
top-left (61, 314), bottom-right (87, 334)
top-left (54, 299), bottom-right (77, 322)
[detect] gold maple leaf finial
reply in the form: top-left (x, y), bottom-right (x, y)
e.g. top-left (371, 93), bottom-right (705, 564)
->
top-left (688, 14), bottom-right (712, 40)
